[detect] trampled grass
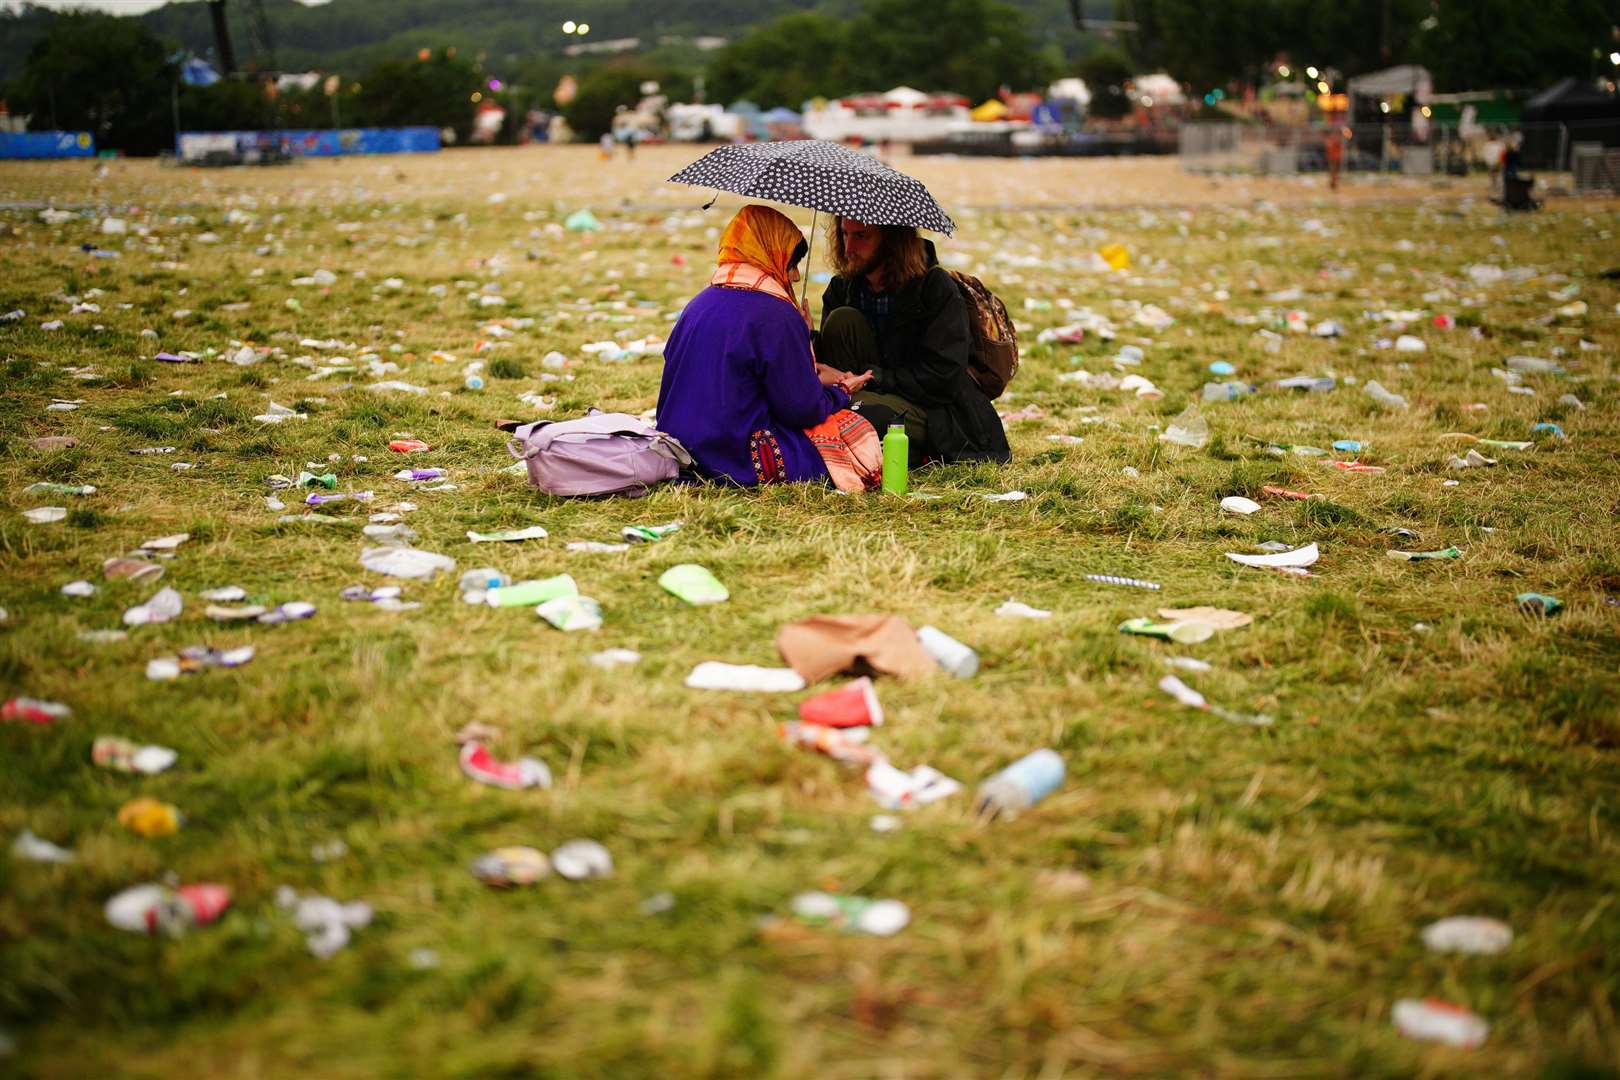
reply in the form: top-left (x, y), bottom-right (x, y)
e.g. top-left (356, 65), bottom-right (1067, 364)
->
top-left (1, 149), bottom-right (1618, 1077)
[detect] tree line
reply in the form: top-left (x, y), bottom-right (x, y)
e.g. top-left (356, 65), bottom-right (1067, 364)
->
top-left (3, 0), bottom-right (1613, 154)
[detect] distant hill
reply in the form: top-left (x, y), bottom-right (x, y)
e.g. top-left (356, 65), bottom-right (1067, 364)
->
top-left (1, 0), bottom-right (1103, 85)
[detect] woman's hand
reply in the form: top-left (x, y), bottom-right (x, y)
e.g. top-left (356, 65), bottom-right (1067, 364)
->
top-left (799, 297), bottom-right (813, 330)
top-left (838, 369), bottom-right (875, 394)
top-left (814, 362), bottom-right (846, 387)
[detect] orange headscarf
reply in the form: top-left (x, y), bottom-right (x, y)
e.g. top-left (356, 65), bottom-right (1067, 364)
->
top-left (716, 204), bottom-right (807, 299)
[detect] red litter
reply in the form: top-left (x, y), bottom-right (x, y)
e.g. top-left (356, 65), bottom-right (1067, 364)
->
top-left (798, 677), bottom-right (883, 728)
top-left (388, 439), bottom-right (431, 453)
top-left (1262, 485), bottom-right (1320, 500)
top-left (3, 697), bottom-right (71, 724)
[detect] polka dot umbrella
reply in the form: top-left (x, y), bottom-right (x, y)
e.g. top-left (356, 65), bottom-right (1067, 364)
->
top-left (667, 139), bottom-right (956, 237)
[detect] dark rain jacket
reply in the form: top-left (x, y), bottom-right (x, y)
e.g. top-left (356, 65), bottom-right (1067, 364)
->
top-left (817, 244), bottom-right (1011, 464)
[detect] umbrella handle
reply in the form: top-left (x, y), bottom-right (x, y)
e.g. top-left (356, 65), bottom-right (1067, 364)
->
top-left (800, 209), bottom-right (816, 308)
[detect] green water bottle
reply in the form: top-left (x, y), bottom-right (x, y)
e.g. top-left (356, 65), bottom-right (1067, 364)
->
top-left (881, 424), bottom-right (909, 495)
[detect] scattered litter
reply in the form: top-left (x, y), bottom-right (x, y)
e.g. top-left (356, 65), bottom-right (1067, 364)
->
top-left (568, 540), bottom-right (631, 553)
top-left (1156, 606), bottom-right (1252, 630)
top-left (537, 594), bottom-right (602, 631)
top-left (1119, 617), bottom-right (1214, 644)
top-left (22, 507), bottom-right (67, 524)
top-left (975, 749), bottom-right (1064, 820)
top-left (123, 587), bottom-right (183, 627)
top-left (1392, 999), bottom-right (1488, 1049)
top-left (1225, 543), bottom-right (1319, 570)
top-left (61, 580), bottom-right (96, 597)
top-left (146, 644), bottom-right (255, 680)
top-left (1159, 675), bottom-right (1274, 726)
top-left (467, 526), bottom-right (548, 543)
top-left (1386, 547), bottom-right (1461, 562)
top-left (106, 882), bottom-right (231, 936)
top-left (1159, 405), bottom-right (1210, 449)
top-left (471, 846), bottom-right (551, 887)
top-left (117, 797), bottom-right (182, 837)
top-left (778, 720), bottom-right (880, 765)
top-left (277, 886), bottom-right (373, 959)
top-left (205, 604), bottom-right (268, 622)
top-left (360, 546), bottom-right (456, 579)
top-left (551, 839), bottom-right (613, 880)
top-left (1364, 381), bottom-right (1409, 409)
top-left (658, 564), bottom-right (728, 605)
top-left (916, 624), bottom-right (978, 677)
top-left (789, 892), bottom-right (909, 936)
top-left (799, 677), bottom-right (883, 728)
top-left (980, 490), bottom-right (1028, 502)
top-left (777, 614), bottom-right (936, 682)
top-left (1220, 496), bottom-right (1261, 515)
top-left (1084, 573), bottom-right (1160, 590)
top-left (1422, 916), bottom-right (1512, 956)
top-left (589, 648), bottom-right (640, 669)
top-left (865, 761), bottom-right (961, 809)
top-left (3, 698), bottom-right (72, 724)
top-left (12, 830), bottom-right (75, 864)
top-left (257, 602), bottom-right (317, 625)
top-left (388, 439), bottom-right (431, 453)
top-left (460, 742), bottom-right (551, 790)
top-left (996, 599), bottom-right (1051, 619)
top-left (1516, 592), bottom-right (1563, 616)
top-left (92, 736), bottom-right (178, 774)
top-left (1163, 656), bottom-right (1212, 673)
top-left (685, 662), bottom-right (806, 692)
top-left (484, 575), bottom-right (577, 607)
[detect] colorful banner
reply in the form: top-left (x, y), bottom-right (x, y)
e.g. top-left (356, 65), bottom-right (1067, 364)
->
top-left (0, 132), bottom-right (96, 160)
top-left (178, 127), bottom-right (439, 161)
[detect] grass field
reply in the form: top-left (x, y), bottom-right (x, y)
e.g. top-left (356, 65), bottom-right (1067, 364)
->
top-left (2, 147), bottom-right (1618, 1078)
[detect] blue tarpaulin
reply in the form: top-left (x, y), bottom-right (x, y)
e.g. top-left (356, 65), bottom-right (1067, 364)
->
top-left (178, 127), bottom-right (440, 161)
top-left (0, 132), bottom-right (96, 160)
top-left (181, 58), bottom-right (222, 87)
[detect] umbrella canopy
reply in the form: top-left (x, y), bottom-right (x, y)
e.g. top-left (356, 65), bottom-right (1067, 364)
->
top-left (667, 139), bottom-right (956, 236)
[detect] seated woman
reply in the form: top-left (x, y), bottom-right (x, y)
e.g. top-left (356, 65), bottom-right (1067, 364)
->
top-left (658, 204), bottom-right (878, 488)
top-left (814, 217), bottom-right (1009, 465)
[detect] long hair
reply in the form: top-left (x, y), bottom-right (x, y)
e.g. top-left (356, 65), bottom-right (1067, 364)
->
top-left (825, 217), bottom-right (929, 290)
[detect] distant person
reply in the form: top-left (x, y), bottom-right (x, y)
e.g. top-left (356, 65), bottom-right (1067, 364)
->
top-left (1325, 126), bottom-right (1345, 191)
top-left (814, 217), bottom-right (1010, 465)
top-left (658, 205), bottom-right (880, 489)
top-left (623, 129), bottom-right (637, 159)
top-left (598, 131), bottom-right (615, 160)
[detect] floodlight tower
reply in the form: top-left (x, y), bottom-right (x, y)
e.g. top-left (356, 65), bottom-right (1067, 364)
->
top-left (205, 0), bottom-right (277, 75)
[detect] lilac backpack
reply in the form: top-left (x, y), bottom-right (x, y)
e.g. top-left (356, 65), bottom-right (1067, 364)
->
top-left (508, 409), bottom-right (693, 497)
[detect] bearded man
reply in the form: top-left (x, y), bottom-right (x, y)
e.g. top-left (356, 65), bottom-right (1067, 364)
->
top-left (812, 217), bottom-right (1010, 465)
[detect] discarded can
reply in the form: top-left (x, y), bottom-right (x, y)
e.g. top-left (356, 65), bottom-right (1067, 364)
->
top-left (916, 624), bottom-right (979, 678)
top-left (298, 471), bottom-right (338, 489)
top-left (471, 846), bottom-right (551, 887)
top-left (394, 468), bottom-right (446, 481)
top-left (975, 749), bottom-right (1064, 820)
top-left (1202, 381), bottom-right (1256, 402)
top-left (623, 521), bottom-right (682, 543)
top-left (2, 698), bottom-right (71, 724)
top-left (106, 882), bottom-right (231, 936)
top-left (789, 891), bottom-right (909, 936)
top-left (116, 797), bottom-right (182, 837)
top-left (1391, 999), bottom-right (1489, 1048)
top-left (460, 742), bottom-right (551, 790)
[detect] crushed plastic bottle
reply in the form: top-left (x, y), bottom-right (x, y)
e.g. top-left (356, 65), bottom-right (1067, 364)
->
top-left (1364, 380), bottom-right (1409, 409)
top-left (1158, 405), bottom-right (1210, 449)
top-left (1201, 381), bottom-right (1256, 402)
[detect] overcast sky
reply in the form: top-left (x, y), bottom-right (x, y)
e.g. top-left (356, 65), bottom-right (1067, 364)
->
top-left (8, 0), bottom-right (330, 13)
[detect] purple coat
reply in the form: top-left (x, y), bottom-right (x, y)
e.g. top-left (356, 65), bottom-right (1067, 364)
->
top-left (657, 285), bottom-right (848, 486)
